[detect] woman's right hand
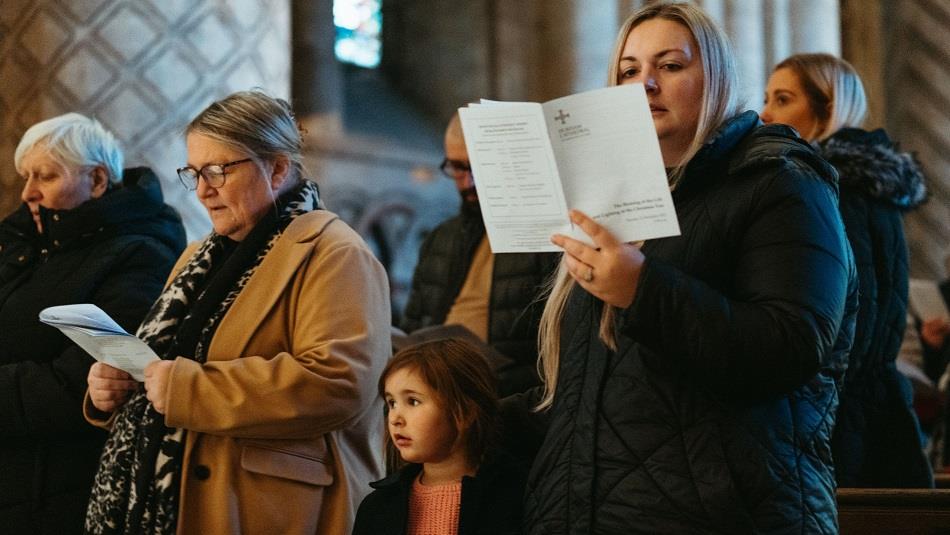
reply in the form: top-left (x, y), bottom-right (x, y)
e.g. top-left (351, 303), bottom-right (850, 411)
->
top-left (87, 362), bottom-right (138, 413)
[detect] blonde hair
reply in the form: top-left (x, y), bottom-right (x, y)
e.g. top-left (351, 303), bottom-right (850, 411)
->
top-left (773, 53), bottom-right (867, 142)
top-left (536, 1), bottom-right (742, 410)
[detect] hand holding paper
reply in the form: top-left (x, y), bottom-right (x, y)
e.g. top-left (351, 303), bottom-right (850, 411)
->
top-left (458, 83), bottom-right (679, 253)
top-left (553, 209), bottom-right (645, 308)
top-left (87, 362), bottom-right (138, 413)
top-left (40, 303), bottom-right (159, 381)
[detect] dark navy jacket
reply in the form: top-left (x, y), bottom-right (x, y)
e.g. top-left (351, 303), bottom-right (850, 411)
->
top-left (821, 128), bottom-right (932, 488)
top-left (523, 112), bottom-right (858, 534)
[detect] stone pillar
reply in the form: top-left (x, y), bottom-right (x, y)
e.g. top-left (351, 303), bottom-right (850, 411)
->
top-left (0, 0), bottom-right (291, 239)
top-left (788, 0), bottom-right (841, 56)
top-left (567, 1), bottom-right (620, 94)
top-left (721, 0), bottom-right (766, 110)
top-left (841, 0), bottom-right (886, 129)
top-left (886, 0), bottom-right (950, 279)
top-left (702, 0), bottom-right (841, 111)
top-left (291, 0), bottom-right (342, 120)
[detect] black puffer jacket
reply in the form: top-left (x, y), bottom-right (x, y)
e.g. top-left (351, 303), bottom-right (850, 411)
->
top-left (524, 112), bottom-right (858, 534)
top-left (821, 128), bottom-right (932, 488)
top-left (401, 211), bottom-right (559, 395)
top-left (0, 167), bottom-right (185, 534)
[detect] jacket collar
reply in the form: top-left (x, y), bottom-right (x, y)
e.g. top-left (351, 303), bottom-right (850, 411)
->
top-left (1, 167), bottom-right (182, 256)
top-left (817, 128), bottom-right (927, 209)
top-left (207, 210), bottom-right (338, 359)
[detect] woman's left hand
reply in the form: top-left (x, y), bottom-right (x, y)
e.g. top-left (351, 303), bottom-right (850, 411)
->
top-left (551, 209), bottom-right (645, 308)
top-left (143, 359), bottom-right (175, 414)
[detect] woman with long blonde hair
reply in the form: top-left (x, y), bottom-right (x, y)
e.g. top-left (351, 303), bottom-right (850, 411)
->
top-left (522, 2), bottom-right (857, 533)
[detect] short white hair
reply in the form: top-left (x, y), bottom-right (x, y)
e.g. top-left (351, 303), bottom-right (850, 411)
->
top-left (14, 113), bottom-right (123, 184)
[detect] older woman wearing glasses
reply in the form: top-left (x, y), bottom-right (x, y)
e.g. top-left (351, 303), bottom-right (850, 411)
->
top-left (84, 90), bottom-right (391, 535)
top-left (1, 113), bottom-right (185, 534)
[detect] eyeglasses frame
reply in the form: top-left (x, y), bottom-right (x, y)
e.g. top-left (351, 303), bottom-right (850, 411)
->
top-left (439, 157), bottom-right (473, 180)
top-left (176, 158), bottom-right (254, 191)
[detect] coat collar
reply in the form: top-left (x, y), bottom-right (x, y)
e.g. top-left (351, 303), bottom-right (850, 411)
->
top-left (207, 210), bottom-right (338, 359)
top-left (817, 128), bottom-right (927, 209)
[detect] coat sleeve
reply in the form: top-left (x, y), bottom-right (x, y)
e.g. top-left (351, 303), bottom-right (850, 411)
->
top-left (622, 168), bottom-right (855, 400)
top-left (163, 233), bottom-right (391, 439)
top-left (0, 236), bottom-right (178, 438)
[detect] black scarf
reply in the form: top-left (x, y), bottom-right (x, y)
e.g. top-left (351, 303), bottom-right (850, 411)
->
top-left (85, 181), bottom-right (321, 534)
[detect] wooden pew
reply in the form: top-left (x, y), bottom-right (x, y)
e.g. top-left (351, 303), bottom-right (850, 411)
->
top-left (837, 487), bottom-right (950, 534)
top-left (934, 473), bottom-right (950, 489)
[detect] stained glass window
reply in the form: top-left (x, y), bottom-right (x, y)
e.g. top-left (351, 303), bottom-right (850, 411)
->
top-left (334, 0), bottom-right (382, 68)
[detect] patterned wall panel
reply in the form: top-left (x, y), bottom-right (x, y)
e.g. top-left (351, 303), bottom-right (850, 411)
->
top-left (0, 0), bottom-right (290, 239)
top-left (888, 0), bottom-right (950, 279)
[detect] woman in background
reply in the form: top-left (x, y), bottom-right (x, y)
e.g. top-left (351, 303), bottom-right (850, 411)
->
top-left (762, 53), bottom-right (931, 488)
top-left (0, 113), bottom-right (185, 534)
top-left (85, 91), bottom-right (391, 534)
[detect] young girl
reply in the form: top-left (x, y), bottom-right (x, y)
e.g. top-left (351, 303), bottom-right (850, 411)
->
top-left (352, 338), bottom-right (524, 535)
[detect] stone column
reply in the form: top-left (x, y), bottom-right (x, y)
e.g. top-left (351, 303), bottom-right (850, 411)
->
top-left (886, 0), bottom-right (950, 278)
top-left (0, 0), bottom-right (291, 239)
top-left (788, 0), bottom-right (841, 56)
top-left (567, 1), bottom-right (620, 94)
top-left (702, 0), bottom-right (841, 111)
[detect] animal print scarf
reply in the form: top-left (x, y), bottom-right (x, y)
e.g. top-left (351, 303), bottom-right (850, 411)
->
top-left (85, 180), bottom-right (321, 534)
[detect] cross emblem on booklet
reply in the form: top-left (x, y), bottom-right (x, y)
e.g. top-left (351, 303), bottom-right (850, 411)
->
top-left (457, 83), bottom-right (680, 253)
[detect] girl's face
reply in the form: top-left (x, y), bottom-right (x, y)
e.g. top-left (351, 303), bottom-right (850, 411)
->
top-left (618, 18), bottom-right (705, 166)
top-left (761, 67), bottom-right (823, 141)
top-left (384, 367), bottom-right (463, 466)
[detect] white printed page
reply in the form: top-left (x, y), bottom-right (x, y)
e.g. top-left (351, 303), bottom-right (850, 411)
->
top-left (459, 103), bottom-right (571, 253)
top-left (58, 329), bottom-right (159, 382)
top-left (542, 84), bottom-right (680, 244)
top-left (40, 304), bottom-right (159, 381)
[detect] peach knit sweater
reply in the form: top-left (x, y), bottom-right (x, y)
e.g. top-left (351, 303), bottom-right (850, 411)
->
top-left (406, 475), bottom-right (462, 535)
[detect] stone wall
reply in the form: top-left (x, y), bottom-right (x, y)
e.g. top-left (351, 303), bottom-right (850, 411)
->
top-left (884, 0), bottom-right (950, 279)
top-left (0, 0), bottom-right (291, 239)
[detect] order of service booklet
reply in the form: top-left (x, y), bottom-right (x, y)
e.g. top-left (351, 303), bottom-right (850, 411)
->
top-left (458, 83), bottom-right (680, 253)
top-left (39, 304), bottom-right (158, 381)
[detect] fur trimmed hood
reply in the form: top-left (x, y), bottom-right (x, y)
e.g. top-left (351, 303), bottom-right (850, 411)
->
top-left (818, 128), bottom-right (927, 210)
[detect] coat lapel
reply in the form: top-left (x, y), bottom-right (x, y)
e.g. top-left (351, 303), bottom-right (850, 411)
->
top-left (207, 211), bottom-right (338, 360)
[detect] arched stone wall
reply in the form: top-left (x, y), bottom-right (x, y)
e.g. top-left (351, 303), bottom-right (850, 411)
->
top-left (0, 0), bottom-right (290, 239)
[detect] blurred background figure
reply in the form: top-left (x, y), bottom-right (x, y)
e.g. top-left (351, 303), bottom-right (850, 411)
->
top-left (0, 113), bottom-right (185, 534)
top-left (763, 53), bottom-right (932, 488)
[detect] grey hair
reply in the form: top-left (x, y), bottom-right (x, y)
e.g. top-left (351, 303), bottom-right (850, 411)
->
top-left (773, 53), bottom-right (867, 141)
top-left (536, 1), bottom-right (743, 411)
top-left (14, 113), bottom-right (124, 184)
top-left (186, 90), bottom-right (305, 184)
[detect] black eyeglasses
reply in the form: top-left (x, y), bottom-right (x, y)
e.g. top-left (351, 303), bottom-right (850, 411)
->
top-left (176, 158), bottom-right (253, 191)
top-left (439, 158), bottom-right (472, 179)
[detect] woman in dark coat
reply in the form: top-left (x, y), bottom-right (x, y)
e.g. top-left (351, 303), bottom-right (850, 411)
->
top-left (762, 53), bottom-right (932, 488)
top-left (0, 113), bottom-right (186, 533)
top-left (523, 3), bottom-right (857, 534)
